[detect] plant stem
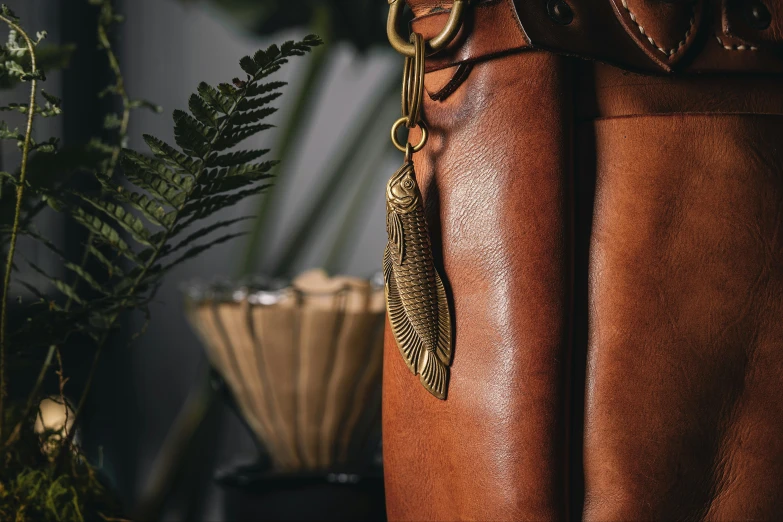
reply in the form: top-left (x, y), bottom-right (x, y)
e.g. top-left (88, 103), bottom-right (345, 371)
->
top-left (0, 15), bottom-right (38, 441)
top-left (4, 2), bottom-right (132, 446)
top-left (97, 7), bottom-right (132, 177)
top-left (2, 342), bottom-right (54, 447)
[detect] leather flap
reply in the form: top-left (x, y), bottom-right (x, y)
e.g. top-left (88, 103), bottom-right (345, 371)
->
top-left (609, 0), bottom-right (703, 68)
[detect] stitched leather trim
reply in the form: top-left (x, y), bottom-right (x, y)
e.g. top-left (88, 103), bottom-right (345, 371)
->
top-left (618, 0), bottom-right (696, 57)
top-left (715, 35), bottom-right (759, 51)
top-left (609, 0), bottom-right (703, 69)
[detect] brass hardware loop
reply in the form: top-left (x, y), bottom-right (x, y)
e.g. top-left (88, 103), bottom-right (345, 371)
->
top-left (402, 32), bottom-right (425, 127)
top-left (387, 0), bottom-right (467, 57)
top-left (391, 116), bottom-right (428, 153)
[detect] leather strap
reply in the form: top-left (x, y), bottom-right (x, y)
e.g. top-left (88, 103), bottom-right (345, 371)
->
top-left (408, 0), bottom-right (783, 74)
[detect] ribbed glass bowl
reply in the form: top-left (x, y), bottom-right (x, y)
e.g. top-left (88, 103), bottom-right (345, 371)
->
top-left (183, 270), bottom-right (385, 472)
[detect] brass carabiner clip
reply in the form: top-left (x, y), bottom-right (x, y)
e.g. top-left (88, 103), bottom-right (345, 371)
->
top-left (386, 0), bottom-right (467, 57)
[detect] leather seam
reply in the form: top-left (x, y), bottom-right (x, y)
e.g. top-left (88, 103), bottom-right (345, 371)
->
top-left (715, 35), bottom-right (759, 51)
top-left (590, 111), bottom-right (783, 122)
top-left (428, 63), bottom-right (474, 101)
top-left (619, 0), bottom-right (695, 59)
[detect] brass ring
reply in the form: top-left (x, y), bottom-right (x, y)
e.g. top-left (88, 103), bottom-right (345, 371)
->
top-left (402, 53), bottom-right (411, 117)
top-left (401, 33), bottom-right (424, 127)
top-left (391, 116), bottom-right (428, 153)
top-left (387, 0), bottom-right (467, 57)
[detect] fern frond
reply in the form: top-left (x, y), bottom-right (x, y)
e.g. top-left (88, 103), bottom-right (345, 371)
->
top-left (111, 187), bottom-right (171, 228)
top-left (188, 93), bottom-right (219, 129)
top-left (203, 160), bottom-right (275, 180)
top-left (142, 135), bottom-right (201, 176)
top-left (18, 280), bottom-right (48, 301)
top-left (161, 233), bottom-right (247, 272)
top-left (206, 149), bottom-right (270, 168)
top-left (173, 110), bottom-right (214, 156)
top-left (235, 92), bottom-right (282, 112)
top-left (122, 150), bottom-right (178, 184)
top-left (74, 194), bottom-right (153, 247)
top-left (165, 216), bottom-right (253, 256)
top-left (13, 34), bottom-right (323, 405)
top-left (213, 123), bottom-right (273, 151)
top-left (244, 81), bottom-right (287, 97)
top-left (196, 82), bottom-right (232, 114)
top-left (227, 107), bottom-right (277, 126)
top-left (189, 176), bottom-right (264, 202)
top-left (67, 206), bottom-right (142, 266)
top-left (63, 262), bottom-right (109, 295)
top-left (178, 185), bottom-right (270, 222)
top-left (238, 55), bottom-right (259, 76)
top-left (26, 261), bottom-right (85, 305)
top-left (86, 244), bottom-right (123, 279)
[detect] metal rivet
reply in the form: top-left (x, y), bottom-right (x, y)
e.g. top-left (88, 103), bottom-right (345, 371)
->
top-left (745, 1), bottom-right (771, 30)
top-left (547, 0), bottom-right (573, 25)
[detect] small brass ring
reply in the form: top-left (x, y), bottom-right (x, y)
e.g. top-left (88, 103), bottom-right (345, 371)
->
top-left (387, 0), bottom-right (467, 57)
top-left (391, 116), bottom-right (428, 153)
top-left (402, 53), bottom-right (412, 117)
top-left (401, 34), bottom-right (423, 123)
top-left (402, 33), bottom-right (425, 127)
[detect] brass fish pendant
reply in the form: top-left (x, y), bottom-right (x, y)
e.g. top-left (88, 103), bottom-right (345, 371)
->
top-left (383, 160), bottom-right (452, 399)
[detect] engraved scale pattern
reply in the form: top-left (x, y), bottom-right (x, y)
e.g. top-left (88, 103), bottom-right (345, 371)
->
top-left (384, 161), bottom-right (453, 399)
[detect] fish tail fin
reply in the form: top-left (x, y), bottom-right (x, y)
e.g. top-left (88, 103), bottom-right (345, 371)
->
top-left (418, 349), bottom-right (449, 400)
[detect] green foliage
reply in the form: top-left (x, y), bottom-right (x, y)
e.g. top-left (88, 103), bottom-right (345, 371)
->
top-left (0, 11), bottom-right (70, 86)
top-left (0, 1), bottom-right (322, 520)
top-left (9, 31), bottom-right (322, 351)
top-left (0, 422), bottom-right (120, 522)
top-left (0, 398), bottom-right (121, 522)
top-left (0, 23), bottom-right (73, 248)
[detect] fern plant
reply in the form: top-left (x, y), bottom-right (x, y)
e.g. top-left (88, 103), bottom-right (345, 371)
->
top-left (0, 1), bottom-right (321, 518)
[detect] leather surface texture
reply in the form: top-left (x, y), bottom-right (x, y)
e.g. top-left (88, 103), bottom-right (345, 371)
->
top-left (583, 111), bottom-right (783, 522)
top-left (382, 50), bottom-right (573, 522)
top-left (381, 1), bottom-right (783, 520)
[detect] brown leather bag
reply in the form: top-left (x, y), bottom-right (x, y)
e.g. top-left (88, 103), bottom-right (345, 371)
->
top-left (382, 1), bottom-right (783, 519)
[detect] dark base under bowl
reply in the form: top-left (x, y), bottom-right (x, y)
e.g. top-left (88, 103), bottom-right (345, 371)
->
top-left (217, 462), bottom-right (386, 521)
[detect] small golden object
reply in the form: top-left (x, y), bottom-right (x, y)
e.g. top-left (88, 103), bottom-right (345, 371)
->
top-left (34, 396), bottom-right (75, 454)
top-left (384, 161), bottom-right (452, 399)
top-left (390, 116), bottom-right (428, 153)
top-left (386, 0), bottom-right (467, 57)
top-left (402, 32), bottom-right (425, 125)
top-left (384, 32), bottom-right (454, 399)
